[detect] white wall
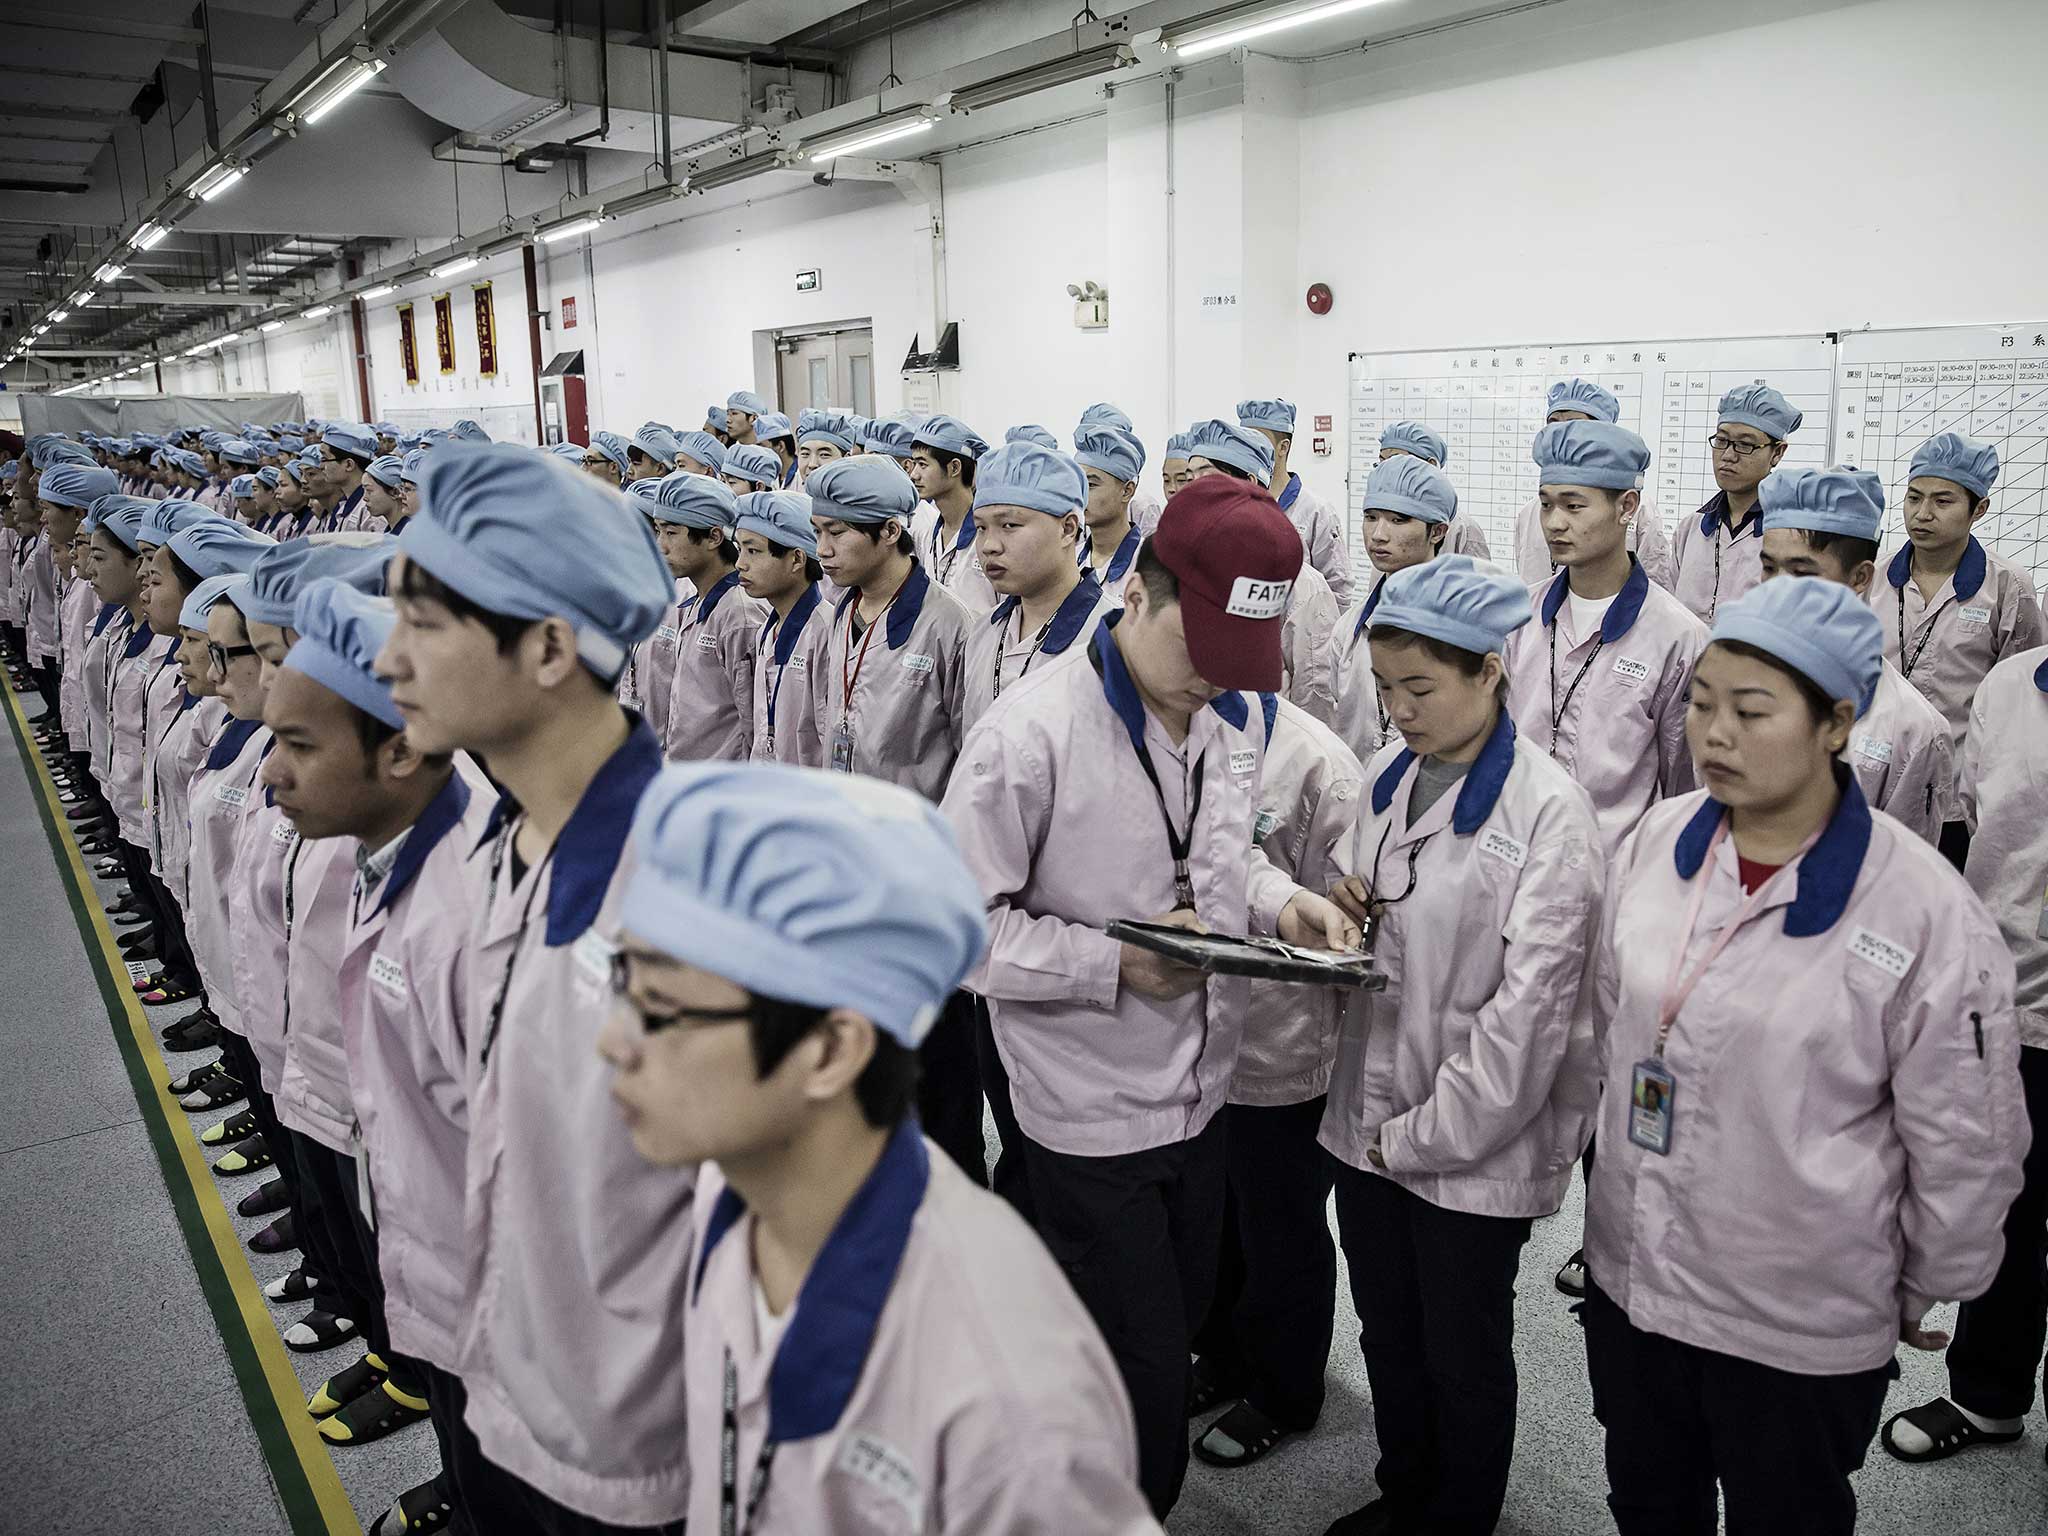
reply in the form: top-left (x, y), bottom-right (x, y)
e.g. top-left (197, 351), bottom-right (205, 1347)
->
top-left (359, 246), bottom-right (540, 444)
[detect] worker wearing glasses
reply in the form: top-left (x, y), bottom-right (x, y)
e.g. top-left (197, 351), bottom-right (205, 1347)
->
top-left (1669, 383), bottom-right (1803, 623)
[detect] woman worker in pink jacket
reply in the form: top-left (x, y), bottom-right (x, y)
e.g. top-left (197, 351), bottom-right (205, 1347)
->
top-left (1581, 576), bottom-right (2027, 1535)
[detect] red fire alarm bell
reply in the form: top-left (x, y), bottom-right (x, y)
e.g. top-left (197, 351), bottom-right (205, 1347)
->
top-left (1306, 282), bottom-right (1333, 316)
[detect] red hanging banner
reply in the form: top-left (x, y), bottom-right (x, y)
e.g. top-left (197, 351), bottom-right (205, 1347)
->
top-left (473, 280), bottom-right (498, 379)
top-left (433, 291), bottom-right (456, 375)
top-left (397, 301), bottom-right (419, 385)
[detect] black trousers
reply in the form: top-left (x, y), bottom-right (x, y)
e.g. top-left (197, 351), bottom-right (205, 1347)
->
top-left (1938, 818), bottom-right (1971, 873)
top-left (35, 660), bottom-right (59, 721)
top-left (1023, 1110), bottom-right (1229, 1518)
top-left (1333, 1166), bottom-right (1531, 1535)
top-left (289, 1131), bottom-right (378, 1336)
top-left (916, 987), bottom-right (986, 1186)
top-left (971, 995), bottom-right (1033, 1223)
top-left (1192, 1095), bottom-right (1336, 1428)
top-left (116, 841), bottom-right (197, 990)
top-left (1948, 1043), bottom-right (2048, 1420)
top-left (416, 1362), bottom-right (472, 1534)
top-left (337, 1147), bottom-right (426, 1398)
top-left (213, 1029), bottom-right (304, 1216)
top-left (1584, 1280), bottom-right (1894, 1536)
top-left (444, 1366), bottom-right (686, 1536)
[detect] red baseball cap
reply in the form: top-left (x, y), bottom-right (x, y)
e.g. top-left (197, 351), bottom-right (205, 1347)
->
top-left (1148, 475), bottom-right (1303, 691)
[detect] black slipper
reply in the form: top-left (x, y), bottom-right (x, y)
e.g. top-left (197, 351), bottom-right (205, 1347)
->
top-left (170, 1059), bottom-right (231, 1095)
top-left (1193, 1399), bottom-right (1296, 1468)
top-left (178, 1074), bottom-right (245, 1111)
top-left (238, 1178), bottom-right (291, 1218)
top-left (250, 1213), bottom-right (298, 1255)
top-left (214, 1134), bottom-right (274, 1176)
top-left (282, 1308), bottom-right (359, 1353)
top-left (264, 1266), bottom-right (322, 1304)
top-left (161, 1017), bottom-right (222, 1053)
top-left (310, 1353), bottom-right (389, 1417)
top-left (319, 1379), bottom-right (432, 1445)
top-left (1881, 1399), bottom-right (2025, 1463)
top-left (1187, 1355), bottom-right (1242, 1419)
top-left (370, 1474), bottom-right (460, 1535)
top-left (201, 1109), bottom-right (258, 1146)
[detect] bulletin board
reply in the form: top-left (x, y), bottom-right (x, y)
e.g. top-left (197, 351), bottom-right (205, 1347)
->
top-left (1346, 334), bottom-right (1838, 583)
top-left (1835, 322), bottom-right (2048, 587)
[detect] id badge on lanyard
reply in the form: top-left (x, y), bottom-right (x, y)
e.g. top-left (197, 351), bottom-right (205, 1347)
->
top-left (830, 721), bottom-right (855, 773)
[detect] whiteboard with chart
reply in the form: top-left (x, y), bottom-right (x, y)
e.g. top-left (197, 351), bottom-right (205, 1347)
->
top-left (1345, 335), bottom-right (1838, 582)
top-left (1833, 323), bottom-right (2048, 588)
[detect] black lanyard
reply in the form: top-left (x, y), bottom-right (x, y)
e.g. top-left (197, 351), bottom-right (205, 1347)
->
top-left (721, 1348), bottom-right (778, 1536)
top-left (1547, 617), bottom-right (1606, 748)
top-left (1707, 513), bottom-right (1757, 620)
top-left (1130, 738), bottom-right (1205, 909)
top-left (1896, 579), bottom-right (1952, 680)
top-left (476, 822), bottom-right (555, 1069)
top-left (991, 615), bottom-right (1053, 703)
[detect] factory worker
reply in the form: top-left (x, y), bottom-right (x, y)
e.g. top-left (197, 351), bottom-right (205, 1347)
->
top-left (597, 764), bottom-right (1160, 1536)
top-left (1239, 397), bottom-right (1354, 604)
top-left (548, 443), bottom-right (586, 465)
top-left (1758, 467), bottom-right (1950, 843)
top-left (861, 414), bottom-right (919, 467)
top-left (963, 441), bottom-right (1110, 725)
top-left (450, 419), bottom-right (490, 444)
top-left (1882, 631), bottom-right (2048, 1470)
top-left (720, 443), bottom-right (782, 498)
top-left (1581, 577), bottom-right (2023, 1536)
top-left (942, 476), bottom-right (1359, 1516)
top-left (731, 491), bottom-right (828, 769)
top-left (1006, 423), bottom-right (1058, 450)
top-left (275, 457), bottom-right (316, 536)
top-left (1075, 423), bottom-right (1147, 601)
top-left (1161, 430), bottom-right (1194, 508)
top-left (1190, 694), bottom-right (1363, 1471)
top-left (1669, 382), bottom-right (1801, 623)
top-left (1319, 557), bottom-right (1599, 1536)
top-left (1081, 402), bottom-right (1165, 537)
top-left (582, 429), bottom-right (633, 488)
top-left (362, 453), bottom-right (406, 532)
top-left (1504, 421), bottom-right (1705, 857)
top-left (1512, 379), bottom-right (1674, 590)
top-left (221, 437), bottom-right (263, 477)
top-left (908, 413), bottom-right (999, 615)
top-left (795, 408), bottom-right (855, 485)
top-left (374, 423), bottom-right (400, 455)
top-left (618, 478), bottom-right (686, 741)
top-left (1184, 419), bottom-right (1341, 724)
top-left (725, 388), bottom-right (769, 444)
top-left (1377, 420), bottom-right (1491, 561)
top-left (1329, 455), bottom-right (1460, 765)
top-left (755, 411), bottom-right (799, 487)
top-left (627, 423), bottom-right (680, 482)
top-left (672, 430), bottom-right (725, 478)
top-left (701, 404), bottom-right (729, 446)
top-left (810, 455), bottom-right (975, 801)
top-left (373, 444), bottom-right (693, 1534)
top-left (37, 467), bottom-right (111, 763)
top-left (1874, 431), bottom-right (2046, 866)
top-left (394, 452), bottom-right (429, 530)
top-left (32, 465), bottom-right (116, 710)
top-left (70, 505), bottom-right (133, 867)
top-left (651, 473), bottom-right (766, 763)
top-left (247, 465), bottom-right (282, 529)
top-left (228, 473), bottom-right (262, 524)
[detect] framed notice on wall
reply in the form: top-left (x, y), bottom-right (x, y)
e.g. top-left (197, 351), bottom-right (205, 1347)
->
top-left (473, 280), bottom-right (498, 379)
top-left (433, 291), bottom-right (456, 375)
top-left (397, 302), bottom-right (420, 385)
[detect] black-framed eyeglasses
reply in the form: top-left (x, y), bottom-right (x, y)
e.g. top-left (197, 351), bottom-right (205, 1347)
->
top-left (207, 641), bottom-right (256, 673)
top-left (1706, 433), bottom-right (1769, 460)
top-left (608, 951), bottom-right (756, 1035)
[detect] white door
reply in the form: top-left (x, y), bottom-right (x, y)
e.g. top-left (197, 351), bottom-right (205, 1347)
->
top-left (777, 327), bottom-right (874, 417)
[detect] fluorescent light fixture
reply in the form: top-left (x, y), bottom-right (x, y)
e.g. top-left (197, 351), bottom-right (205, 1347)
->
top-left (800, 115), bottom-right (932, 163)
top-left (49, 310), bottom-right (69, 323)
top-left (684, 150), bottom-right (787, 192)
top-left (431, 255), bottom-right (478, 278)
top-left (133, 221), bottom-right (169, 250)
top-left (217, 331), bottom-right (243, 345)
top-left (359, 283), bottom-right (396, 299)
top-left (1164, 0), bottom-right (1397, 60)
top-left (261, 320), bottom-right (285, 332)
top-left (299, 55), bottom-right (387, 124)
top-left (950, 44), bottom-right (1138, 112)
top-left (538, 215), bottom-right (603, 244)
top-left (304, 303), bottom-right (334, 318)
top-left (95, 263), bottom-right (124, 282)
top-left (190, 162), bottom-right (247, 201)
top-left (184, 344), bottom-right (209, 357)
top-left (76, 290), bottom-right (96, 305)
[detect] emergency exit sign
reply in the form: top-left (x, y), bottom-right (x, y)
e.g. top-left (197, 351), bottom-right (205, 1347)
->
top-left (795, 269), bottom-right (822, 292)
top-left (1314, 414), bottom-right (1332, 432)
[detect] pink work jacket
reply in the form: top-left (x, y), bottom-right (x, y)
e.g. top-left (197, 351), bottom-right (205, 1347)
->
top-left (185, 721), bottom-right (268, 1037)
top-left (921, 508), bottom-right (999, 617)
top-left (747, 585), bottom-right (834, 766)
top-left (1960, 647), bottom-right (2048, 1050)
top-left (1277, 473), bottom-right (1354, 608)
top-left (1849, 660), bottom-right (1951, 844)
top-left (820, 562), bottom-right (974, 803)
top-left (959, 573), bottom-right (1111, 728)
top-left (109, 624), bottom-right (171, 847)
top-left (662, 569), bottom-right (766, 763)
top-left (276, 834), bottom-right (357, 1154)
top-left (1669, 493), bottom-right (1764, 623)
top-left (227, 794), bottom-right (298, 1090)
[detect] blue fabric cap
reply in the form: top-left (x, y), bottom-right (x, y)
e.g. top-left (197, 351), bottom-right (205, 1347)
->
top-left (141, 499), bottom-right (221, 547)
top-left (401, 443), bottom-right (671, 679)
top-left (451, 420), bottom-right (490, 443)
top-left (179, 572), bottom-right (248, 632)
top-left (621, 762), bottom-right (987, 1047)
top-left (399, 450), bottom-right (428, 484)
top-left (1908, 431), bottom-right (1999, 499)
top-left (1185, 419), bottom-right (1275, 486)
top-left (590, 431), bottom-right (632, 477)
top-left (240, 537), bottom-right (396, 629)
top-left (797, 410), bottom-right (856, 455)
top-left (705, 405), bottom-right (728, 434)
top-left (1005, 425), bottom-right (1058, 451)
top-left (631, 425), bottom-right (680, 467)
top-left (805, 456), bottom-right (918, 527)
top-left (723, 445), bottom-right (783, 488)
top-left (256, 465), bottom-right (283, 489)
top-left (1532, 420), bottom-right (1650, 491)
top-left (1363, 455), bottom-right (1457, 525)
top-left (756, 411), bottom-right (795, 443)
top-left (1759, 467), bottom-right (1884, 543)
top-left (167, 448), bottom-right (207, 478)
top-left (284, 580), bottom-right (404, 729)
top-left (1372, 554), bottom-right (1532, 658)
top-left (1236, 398), bottom-right (1297, 434)
top-left (727, 390), bottom-right (769, 418)
top-left (973, 442), bottom-right (1088, 519)
top-left (279, 435), bottom-right (306, 453)
top-left (861, 416), bottom-right (919, 461)
top-left (219, 439), bottom-right (262, 466)
top-left (651, 471), bottom-right (739, 530)
top-left (1072, 423), bottom-right (1144, 484)
top-left (911, 413), bottom-right (980, 461)
top-left (365, 453), bottom-right (406, 489)
top-left (736, 491), bottom-right (818, 557)
top-left (91, 497), bottom-right (148, 552)
top-left (36, 464), bottom-right (119, 509)
top-left (1379, 420), bottom-right (1447, 467)
top-left (168, 519), bottom-right (277, 579)
top-left (548, 442), bottom-right (586, 463)
top-left (322, 423), bottom-right (377, 462)
top-left (1547, 378), bottom-right (1620, 423)
top-left (674, 431), bottom-right (727, 474)
top-left (1710, 575), bottom-right (1883, 718)
top-left (1165, 432), bottom-right (1194, 462)
top-left (1718, 383), bottom-right (1802, 440)
top-left (1079, 403), bottom-right (1134, 434)
top-left (230, 474), bottom-right (259, 498)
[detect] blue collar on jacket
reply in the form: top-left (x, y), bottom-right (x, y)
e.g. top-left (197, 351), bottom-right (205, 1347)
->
top-left (1672, 767), bottom-right (1871, 938)
top-left (933, 510), bottom-right (975, 559)
top-left (833, 559), bottom-right (931, 650)
top-left (1886, 534), bottom-right (1986, 604)
top-left (693, 1117), bottom-right (929, 1443)
top-left (768, 582), bottom-right (822, 666)
top-left (1697, 491), bottom-right (1762, 540)
top-left (1091, 608), bottom-right (1247, 747)
top-left (373, 771), bottom-right (473, 918)
top-left (1278, 473), bottom-right (1301, 511)
top-left (2035, 654), bottom-right (2048, 694)
top-left (1540, 555), bottom-right (1650, 642)
top-left (1369, 707), bottom-right (1517, 835)
top-left (91, 601), bottom-right (122, 637)
top-left (1079, 524), bottom-right (1143, 587)
top-left (691, 568), bottom-right (745, 625)
top-left (121, 620), bottom-right (156, 660)
top-left (1353, 573), bottom-right (1387, 637)
top-left (203, 716), bottom-right (262, 771)
top-left (987, 572), bottom-right (1102, 658)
